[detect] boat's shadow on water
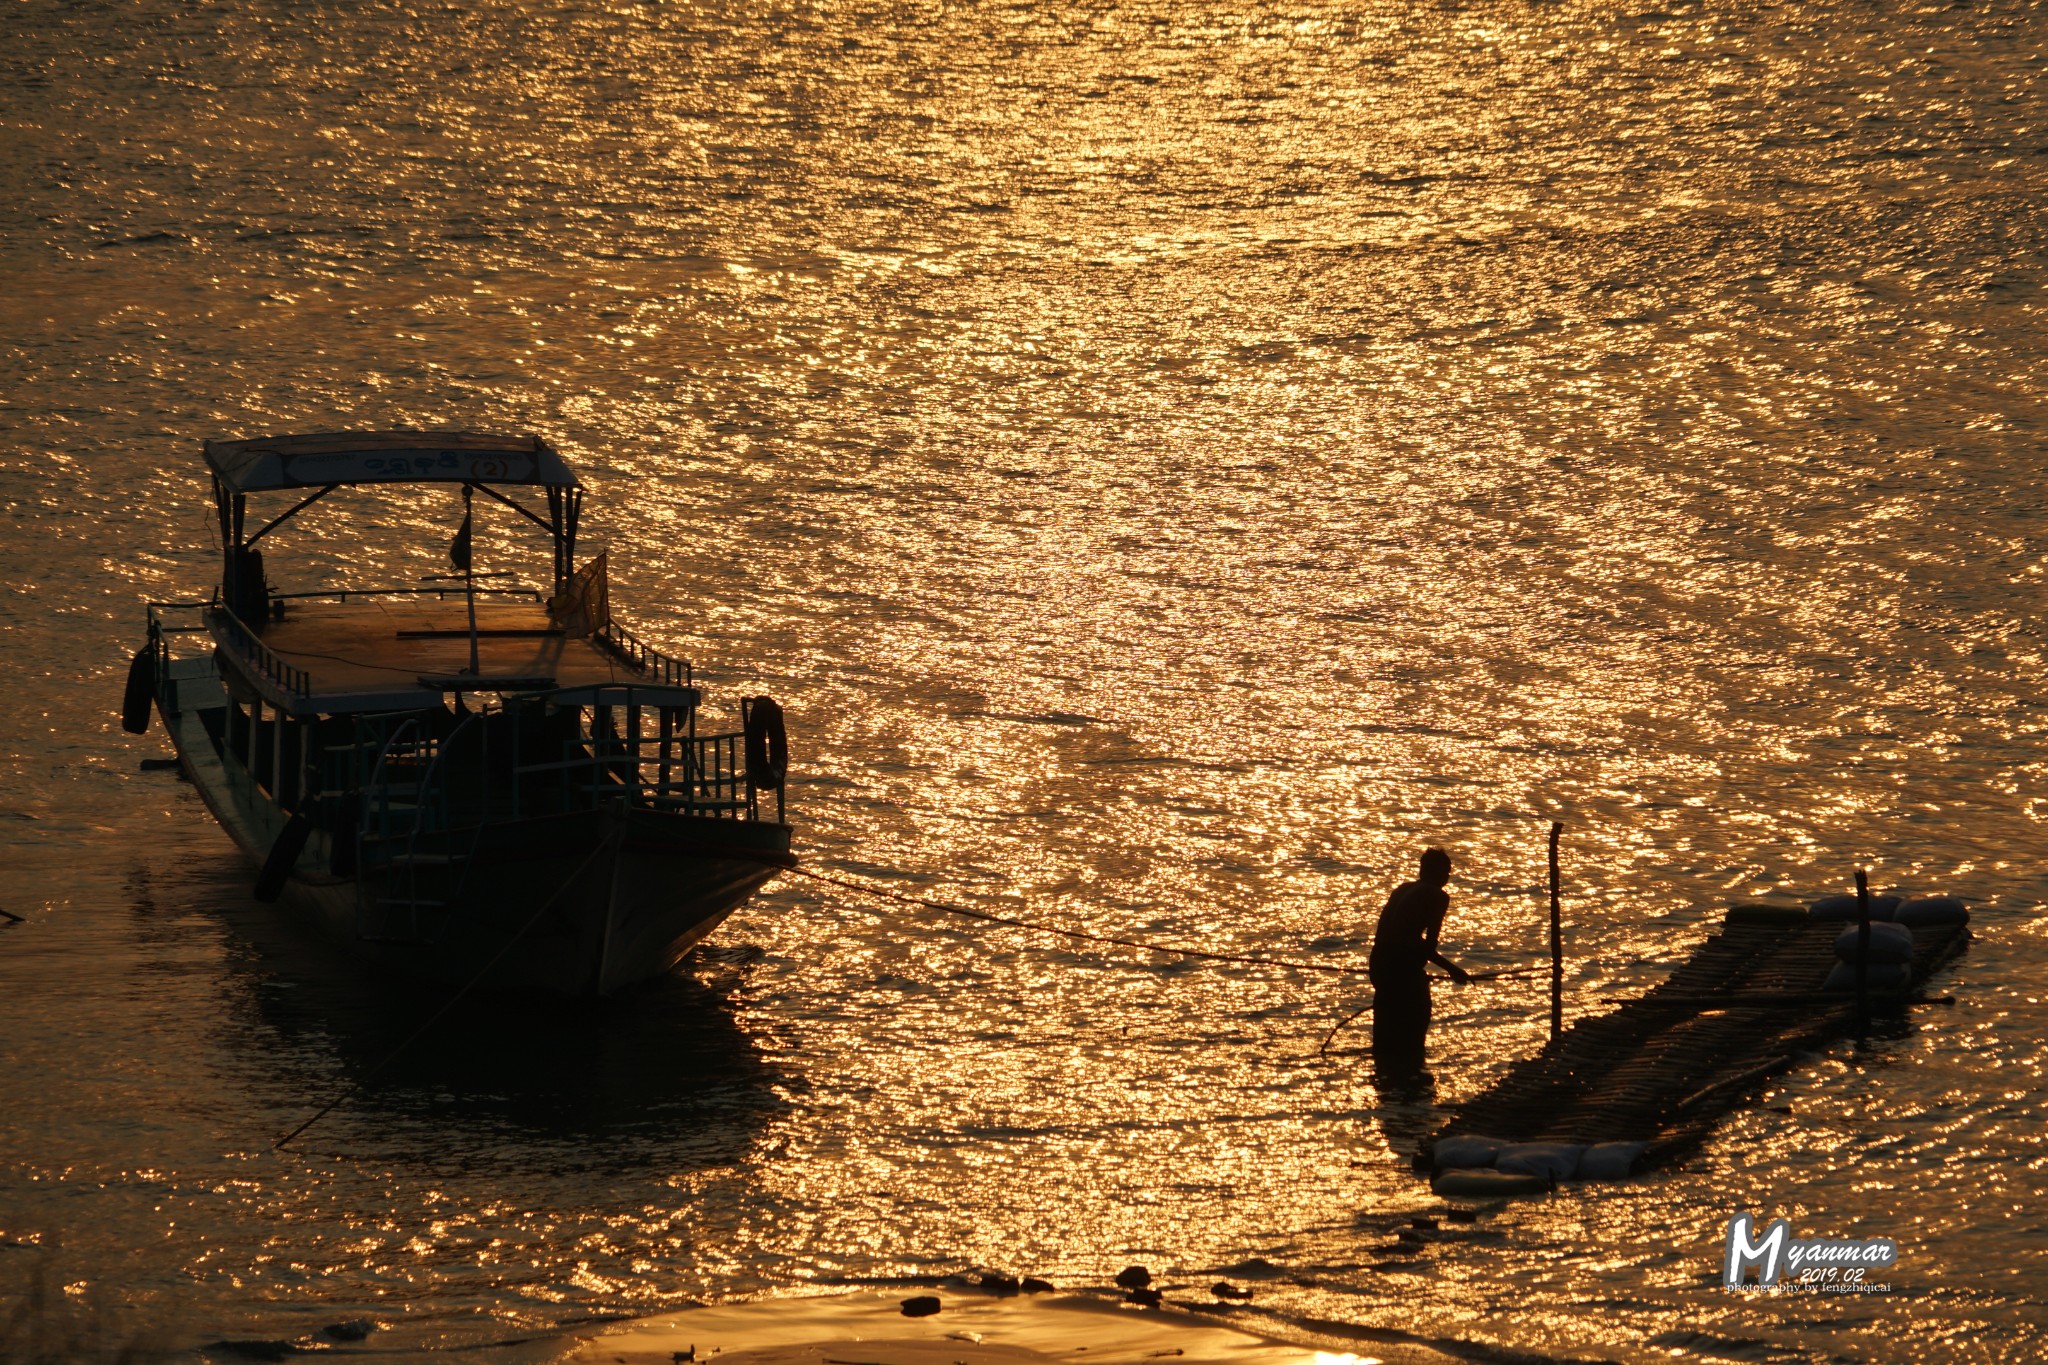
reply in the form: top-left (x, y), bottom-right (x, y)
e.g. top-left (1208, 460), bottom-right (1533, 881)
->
top-left (181, 867), bottom-right (790, 1169)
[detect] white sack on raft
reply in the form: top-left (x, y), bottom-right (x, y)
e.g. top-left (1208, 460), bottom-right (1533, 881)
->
top-left (1431, 1135), bottom-right (1505, 1170)
top-left (1432, 1167), bottom-right (1550, 1198)
top-left (1577, 1141), bottom-right (1649, 1181)
top-left (1809, 893), bottom-right (1901, 921)
top-left (1834, 921), bottom-right (1916, 966)
top-left (1496, 1142), bottom-right (1584, 1180)
top-left (1897, 896), bottom-right (1969, 927)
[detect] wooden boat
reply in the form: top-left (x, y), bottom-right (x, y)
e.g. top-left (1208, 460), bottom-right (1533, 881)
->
top-left (121, 430), bottom-right (794, 998)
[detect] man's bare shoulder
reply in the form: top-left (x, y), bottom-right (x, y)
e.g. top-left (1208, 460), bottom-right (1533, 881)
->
top-left (1381, 879), bottom-right (1448, 922)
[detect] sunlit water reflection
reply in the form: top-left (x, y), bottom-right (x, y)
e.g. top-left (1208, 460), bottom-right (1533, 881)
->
top-left (2, 0), bottom-right (2045, 1360)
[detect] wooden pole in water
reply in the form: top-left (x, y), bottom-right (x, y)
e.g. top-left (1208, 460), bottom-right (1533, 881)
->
top-left (1548, 821), bottom-right (1563, 1042)
top-left (1855, 868), bottom-right (1871, 1038)
top-left (462, 483), bottom-right (480, 677)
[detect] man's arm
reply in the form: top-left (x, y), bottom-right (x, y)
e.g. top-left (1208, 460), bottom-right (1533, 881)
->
top-left (1424, 892), bottom-right (1471, 983)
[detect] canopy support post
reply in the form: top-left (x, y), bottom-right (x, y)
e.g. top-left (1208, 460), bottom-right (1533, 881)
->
top-left (245, 484), bottom-right (339, 546)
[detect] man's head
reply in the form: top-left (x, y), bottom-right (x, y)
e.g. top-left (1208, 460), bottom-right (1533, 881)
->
top-left (1419, 846), bottom-right (1452, 887)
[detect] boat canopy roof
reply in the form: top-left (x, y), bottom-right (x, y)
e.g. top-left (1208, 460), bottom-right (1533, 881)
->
top-left (204, 430), bottom-right (581, 494)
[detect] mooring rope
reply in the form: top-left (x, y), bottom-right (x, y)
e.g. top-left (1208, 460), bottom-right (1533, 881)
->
top-left (788, 866), bottom-right (1549, 1061)
top-left (788, 866), bottom-right (1381, 975)
top-left (277, 856), bottom-right (1548, 1151)
top-left (273, 828), bottom-right (622, 1151)
top-left (786, 865), bottom-right (1544, 986)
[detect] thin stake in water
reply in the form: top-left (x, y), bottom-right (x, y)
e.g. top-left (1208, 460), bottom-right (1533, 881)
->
top-left (1549, 821), bottom-right (1564, 1042)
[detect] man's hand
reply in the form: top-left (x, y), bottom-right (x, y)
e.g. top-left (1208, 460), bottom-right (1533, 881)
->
top-left (1447, 964), bottom-right (1472, 985)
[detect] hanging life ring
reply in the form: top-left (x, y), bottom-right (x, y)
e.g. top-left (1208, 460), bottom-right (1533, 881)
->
top-left (744, 695), bottom-right (788, 790)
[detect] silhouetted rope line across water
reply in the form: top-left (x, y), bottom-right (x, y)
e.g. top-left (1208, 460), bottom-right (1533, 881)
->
top-left (274, 859), bottom-right (1546, 1150)
top-left (273, 829), bottom-right (622, 1151)
top-left (786, 866), bottom-right (1545, 984)
top-left (791, 867), bottom-right (1547, 1060)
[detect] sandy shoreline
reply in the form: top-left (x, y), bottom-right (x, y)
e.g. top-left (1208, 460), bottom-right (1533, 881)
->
top-left (566, 1285), bottom-right (1470, 1365)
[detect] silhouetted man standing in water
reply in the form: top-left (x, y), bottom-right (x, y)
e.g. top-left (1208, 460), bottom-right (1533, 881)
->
top-left (1369, 847), bottom-right (1469, 1076)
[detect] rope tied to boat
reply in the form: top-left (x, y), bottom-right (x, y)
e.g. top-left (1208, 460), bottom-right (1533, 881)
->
top-left (784, 864), bottom-right (1543, 992)
top-left (271, 858), bottom-right (1545, 1151)
top-left (787, 867), bottom-right (1545, 1059)
top-left (273, 825), bottom-right (624, 1151)
top-left (788, 866), bottom-right (1384, 976)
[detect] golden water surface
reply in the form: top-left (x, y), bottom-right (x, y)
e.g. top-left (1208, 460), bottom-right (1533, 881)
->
top-left (2, 1), bottom-right (2045, 1361)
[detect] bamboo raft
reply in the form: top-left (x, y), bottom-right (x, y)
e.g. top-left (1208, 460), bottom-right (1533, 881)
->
top-left (1413, 907), bottom-right (1971, 1174)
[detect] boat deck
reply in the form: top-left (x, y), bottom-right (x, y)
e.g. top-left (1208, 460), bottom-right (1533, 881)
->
top-left (1416, 912), bottom-right (1970, 1171)
top-left (228, 598), bottom-right (663, 711)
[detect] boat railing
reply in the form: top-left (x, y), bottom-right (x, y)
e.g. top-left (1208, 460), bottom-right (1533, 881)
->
top-left (146, 598), bottom-right (215, 635)
top-left (273, 585), bottom-right (545, 605)
top-left (596, 728), bottom-right (749, 816)
top-left (336, 689), bottom-right (760, 845)
top-left (594, 617), bottom-right (692, 688)
top-left (212, 606), bottom-right (311, 699)
top-left (513, 734), bottom-right (751, 817)
top-left (145, 599), bottom-right (215, 693)
top-left (508, 690), bottom-right (751, 818)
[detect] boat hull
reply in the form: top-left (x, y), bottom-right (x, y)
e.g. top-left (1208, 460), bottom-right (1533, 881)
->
top-left (157, 660), bottom-right (792, 998)
top-left (311, 809), bottom-right (789, 996)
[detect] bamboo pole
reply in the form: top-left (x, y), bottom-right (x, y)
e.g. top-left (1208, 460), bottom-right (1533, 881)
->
top-left (1549, 821), bottom-right (1564, 1042)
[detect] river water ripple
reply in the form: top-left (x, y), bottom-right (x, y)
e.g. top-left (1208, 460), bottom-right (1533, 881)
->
top-left (2, 1), bottom-right (2045, 1360)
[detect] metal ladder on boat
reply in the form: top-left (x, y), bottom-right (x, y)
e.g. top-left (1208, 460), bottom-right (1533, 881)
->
top-left (356, 717), bottom-right (457, 942)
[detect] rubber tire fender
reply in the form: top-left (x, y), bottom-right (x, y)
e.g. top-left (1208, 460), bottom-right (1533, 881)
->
top-left (254, 811), bottom-right (313, 903)
top-left (744, 695), bottom-right (788, 790)
top-left (122, 647), bottom-right (155, 734)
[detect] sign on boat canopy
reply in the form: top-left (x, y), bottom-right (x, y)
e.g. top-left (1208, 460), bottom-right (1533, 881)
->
top-left (203, 430), bottom-right (581, 493)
